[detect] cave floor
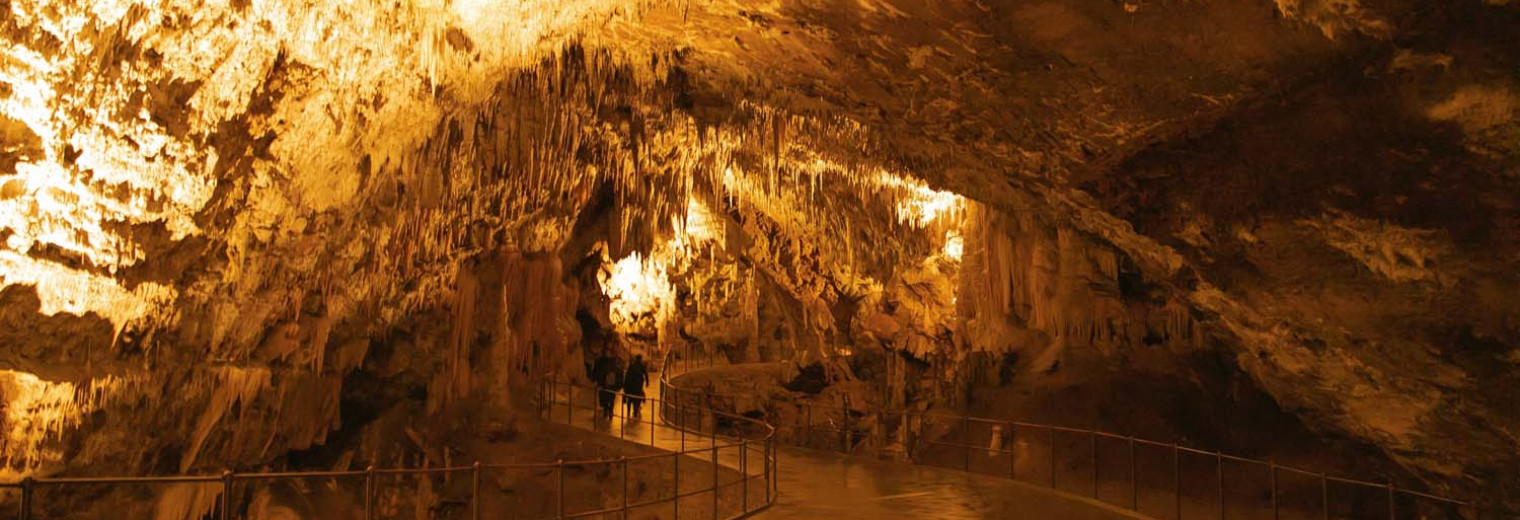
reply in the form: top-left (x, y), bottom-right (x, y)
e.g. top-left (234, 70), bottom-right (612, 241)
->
top-left (550, 374), bottom-right (1144, 520)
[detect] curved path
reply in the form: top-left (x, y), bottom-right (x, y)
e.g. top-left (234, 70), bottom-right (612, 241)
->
top-left (552, 370), bottom-right (1145, 520)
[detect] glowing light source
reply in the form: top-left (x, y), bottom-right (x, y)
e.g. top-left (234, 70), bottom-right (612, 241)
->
top-left (598, 251), bottom-right (674, 332)
top-left (0, 252), bottom-right (176, 335)
top-left (943, 230), bottom-right (964, 261)
top-left (677, 199), bottom-right (720, 248)
top-left (876, 171), bottom-right (965, 228)
top-left (599, 198), bottom-right (729, 335)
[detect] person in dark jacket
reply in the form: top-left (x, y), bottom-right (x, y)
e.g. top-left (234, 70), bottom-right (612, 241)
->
top-left (623, 354), bottom-right (649, 418)
top-left (592, 350), bottom-right (623, 421)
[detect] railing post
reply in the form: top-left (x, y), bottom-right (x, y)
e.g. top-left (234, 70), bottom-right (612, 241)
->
top-left (20, 477), bottom-right (32, 520)
top-left (872, 412), bottom-right (882, 458)
top-left (472, 461), bottom-right (482, 520)
top-left (1270, 461), bottom-right (1279, 520)
top-left (712, 444), bottom-right (720, 519)
top-left (621, 457), bottom-right (630, 520)
top-left (220, 469), bottom-right (234, 520)
top-left (805, 404), bottom-right (813, 448)
top-left (763, 438), bottom-right (771, 504)
top-left (741, 439), bottom-right (749, 512)
top-left (1217, 452), bottom-right (1225, 520)
top-left (1320, 473), bottom-right (1329, 520)
top-left (564, 381), bottom-right (572, 425)
top-left (770, 438), bottom-right (777, 503)
top-left (673, 453), bottom-right (681, 519)
top-left (1092, 431), bottom-right (1100, 500)
top-left (1387, 482), bottom-right (1396, 520)
top-left (1130, 437), bottom-right (1138, 511)
top-left (963, 415), bottom-right (972, 472)
top-left (365, 465), bottom-right (375, 520)
top-left (1050, 428), bottom-right (1058, 489)
top-left (680, 399), bottom-right (686, 451)
top-left (1174, 444), bottom-right (1183, 520)
top-left (1009, 423), bottom-right (1018, 480)
top-left (841, 401), bottom-right (850, 453)
top-left (619, 392), bottom-right (626, 440)
top-left (557, 460), bottom-right (566, 519)
top-left (900, 413), bottom-right (909, 460)
top-left (908, 412), bottom-right (919, 460)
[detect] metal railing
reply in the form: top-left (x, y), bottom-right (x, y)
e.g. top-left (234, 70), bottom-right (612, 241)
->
top-left (537, 375), bottom-right (777, 520)
top-left (872, 411), bottom-right (1479, 520)
top-left (0, 375), bottom-right (776, 520)
top-left (666, 355), bottom-right (1491, 520)
top-left (654, 345), bottom-right (782, 514)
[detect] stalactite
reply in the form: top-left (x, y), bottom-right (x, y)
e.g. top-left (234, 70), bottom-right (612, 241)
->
top-left (956, 201), bottom-right (1194, 369)
top-left (0, 371), bottom-right (153, 478)
top-left (3, 0), bottom-right (1058, 486)
top-left (181, 367), bottom-right (271, 473)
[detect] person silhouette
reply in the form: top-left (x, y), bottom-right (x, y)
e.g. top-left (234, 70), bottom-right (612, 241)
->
top-left (623, 354), bottom-right (649, 418)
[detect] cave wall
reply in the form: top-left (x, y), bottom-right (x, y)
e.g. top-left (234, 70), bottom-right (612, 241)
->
top-left (1079, 16), bottom-right (1520, 500)
top-left (0, 0), bottom-right (969, 488)
top-left (0, 0), bottom-right (696, 481)
top-left (1, 0), bottom-right (1516, 511)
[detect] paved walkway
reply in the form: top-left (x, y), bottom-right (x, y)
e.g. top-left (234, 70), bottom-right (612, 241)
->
top-left (761, 446), bottom-right (1146, 519)
top-left (549, 375), bottom-right (1146, 520)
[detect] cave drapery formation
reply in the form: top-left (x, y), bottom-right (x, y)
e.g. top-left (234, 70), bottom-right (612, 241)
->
top-left (0, 0), bottom-right (1517, 515)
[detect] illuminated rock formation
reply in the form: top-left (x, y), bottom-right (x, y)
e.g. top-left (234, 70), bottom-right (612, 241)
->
top-left (0, 0), bottom-right (1516, 514)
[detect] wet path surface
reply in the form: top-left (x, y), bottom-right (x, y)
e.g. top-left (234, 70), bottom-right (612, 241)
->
top-left (550, 375), bottom-right (1145, 520)
top-left (763, 445), bottom-right (1146, 519)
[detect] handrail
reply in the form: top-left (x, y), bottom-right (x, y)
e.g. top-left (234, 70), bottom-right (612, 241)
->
top-left (538, 373), bottom-right (776, 520)
top-left (1, 373), bottom-right (778, 520)
top-left (666, 357), bottom-right (1493, 520)
top-left (657, 343), bottom-right (780, 509)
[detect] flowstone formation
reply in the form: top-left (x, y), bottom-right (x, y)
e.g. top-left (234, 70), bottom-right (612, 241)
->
top-left (1, 0), bottom-right (1517, 514)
